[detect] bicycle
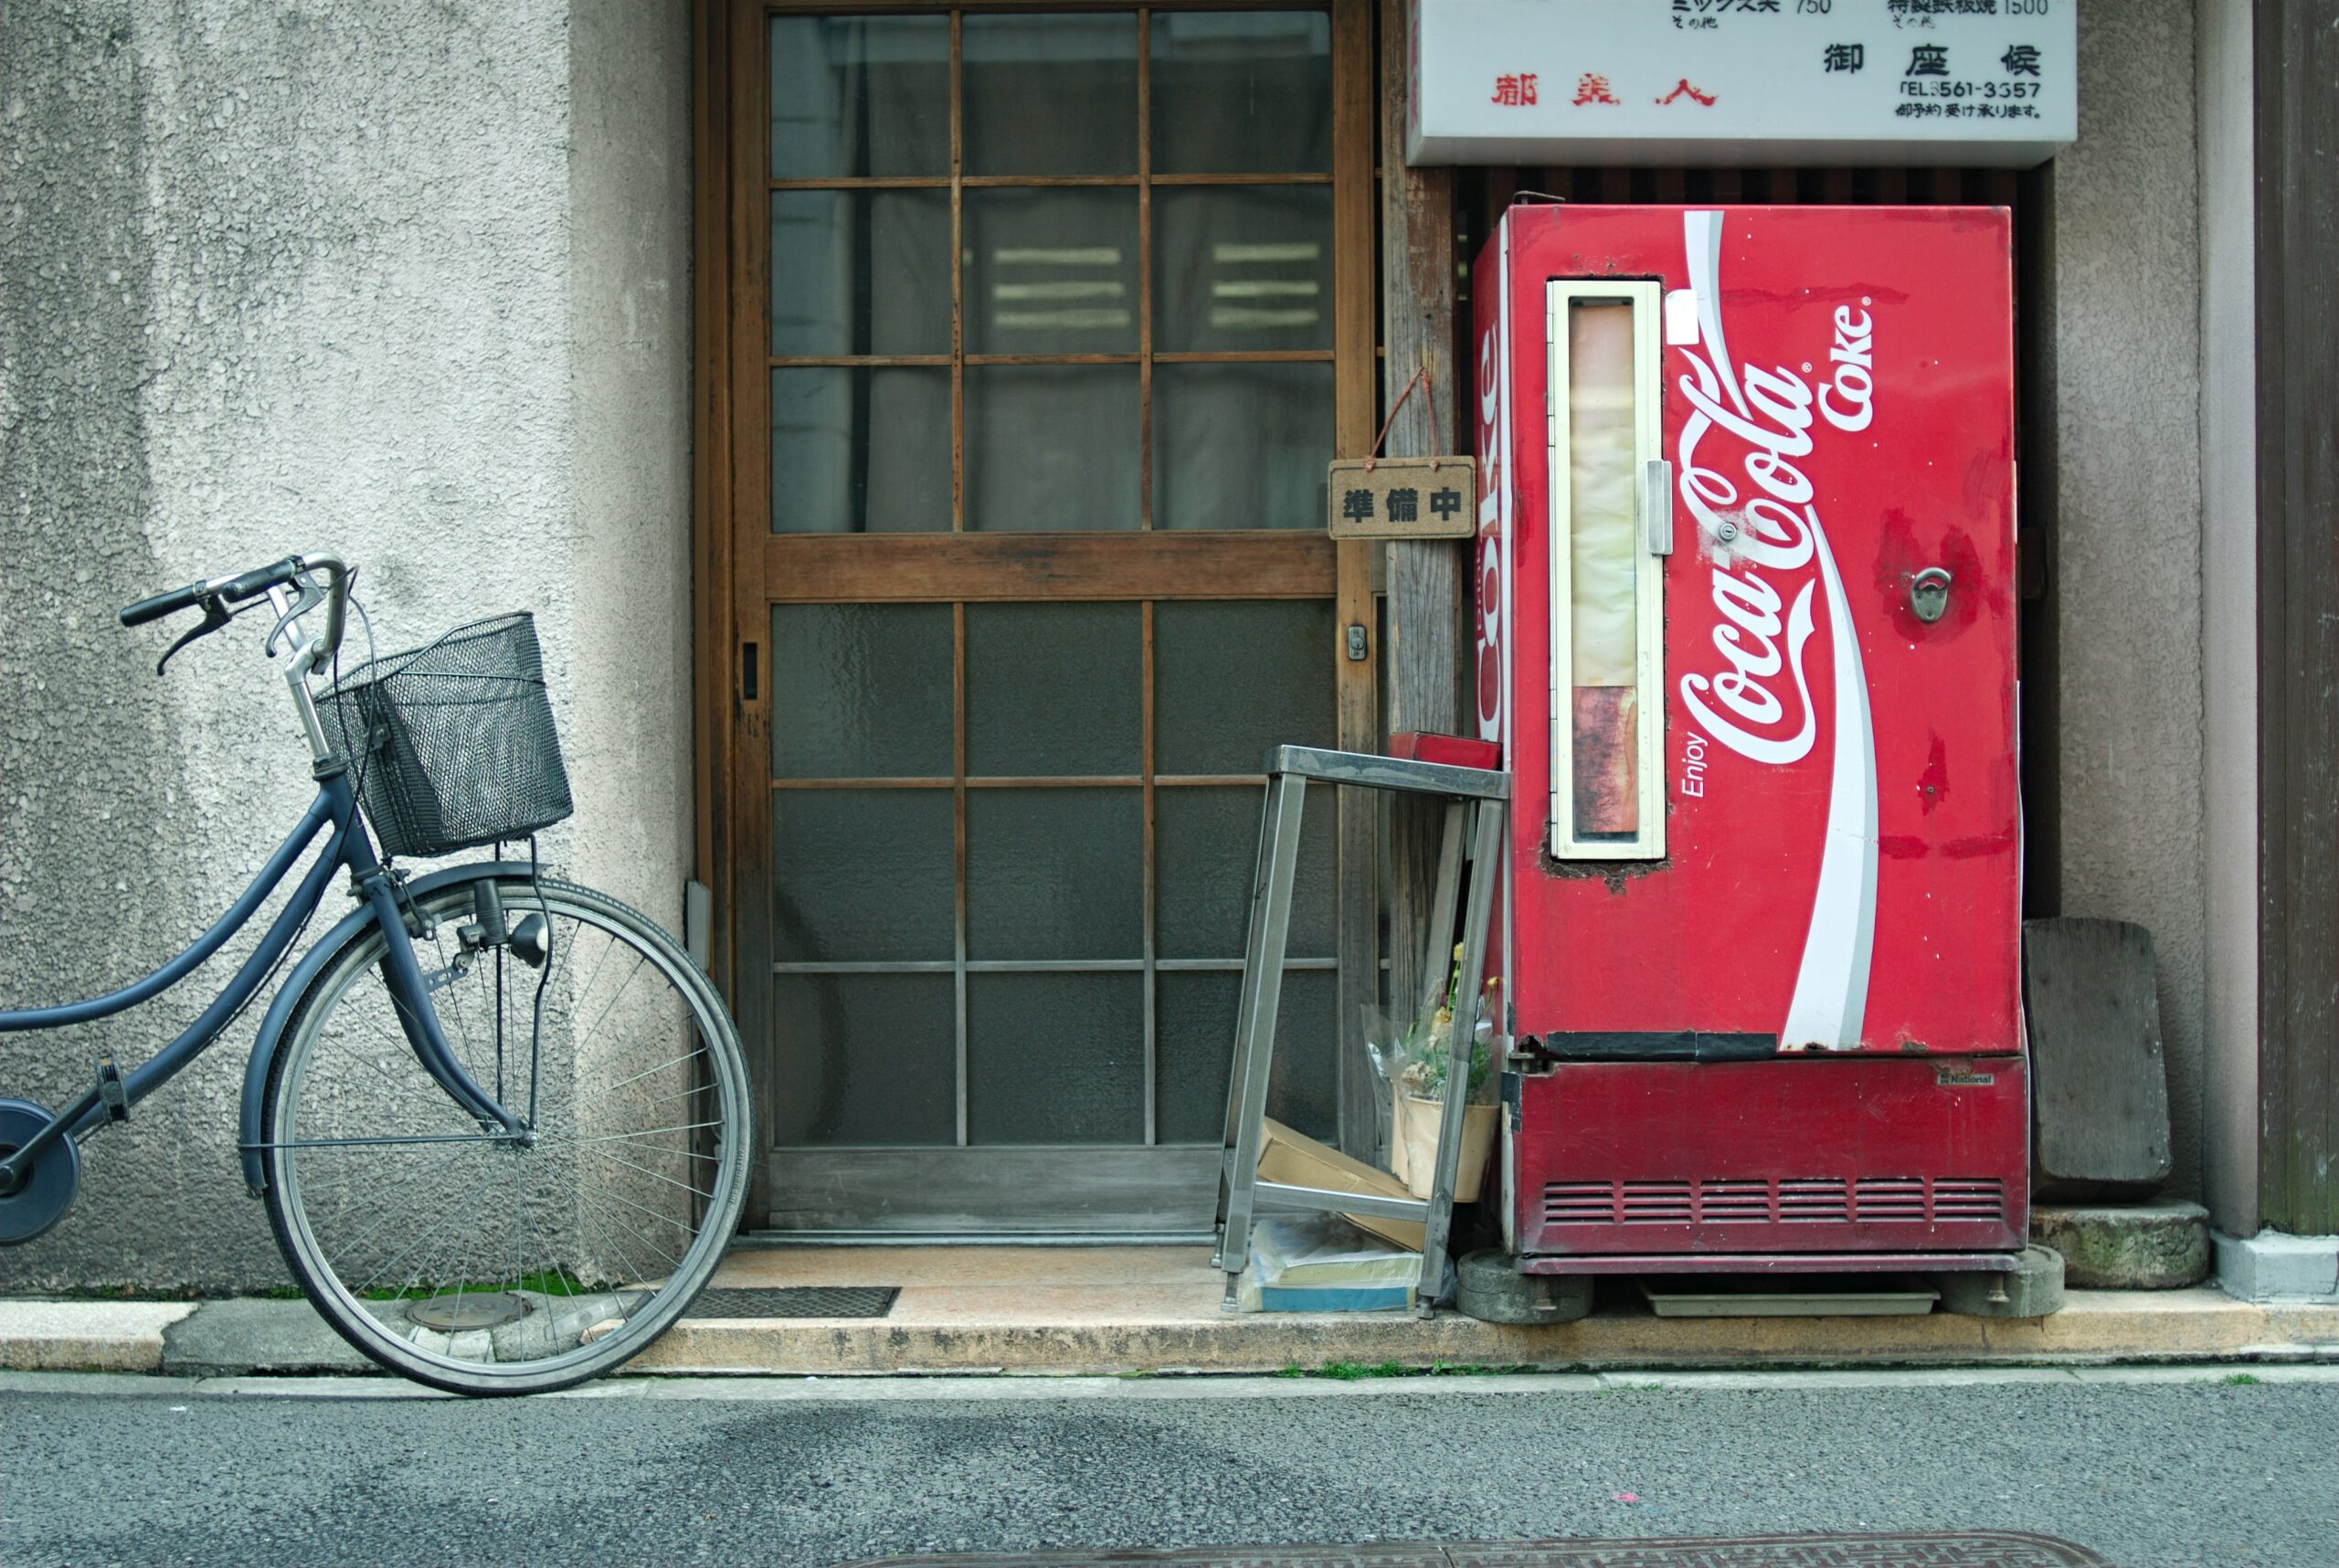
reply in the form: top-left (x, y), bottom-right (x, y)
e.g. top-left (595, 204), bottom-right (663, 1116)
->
top-left (0, 555), bottom-right (752, 1395)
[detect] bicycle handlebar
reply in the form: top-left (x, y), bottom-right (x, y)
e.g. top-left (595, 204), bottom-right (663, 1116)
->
top-left (119, 554), bottom-right (351, 665)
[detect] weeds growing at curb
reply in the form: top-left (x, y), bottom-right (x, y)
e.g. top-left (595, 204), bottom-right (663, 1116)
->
top-left (1276, 1360), bottom-right (1533, 1380)
top-left (2223, 1372), bottom-right (2262, 1385)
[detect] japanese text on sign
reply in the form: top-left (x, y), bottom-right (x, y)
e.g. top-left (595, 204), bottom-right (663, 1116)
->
top-left (1326, 457), bottom-right (1477, 541)
top-left (1407, 0), bottom-right (2074, 168)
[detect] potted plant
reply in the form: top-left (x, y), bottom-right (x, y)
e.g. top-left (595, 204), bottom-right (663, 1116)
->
top-left (1367, 945), bottom-right (1500, 1202)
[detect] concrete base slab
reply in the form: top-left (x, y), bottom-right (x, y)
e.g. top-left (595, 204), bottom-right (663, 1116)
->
top-left (0, 1301), bottom-right (196, 1372)
top-left (2215, 1230), bottom-right (2339, 1301)
top-left (159, 1297), bottom-right (374, 1378)
top-left (2033, 1201), bottom-right (2210, 1288)
top-left (12, 1244), bottom-right (2339, 1380)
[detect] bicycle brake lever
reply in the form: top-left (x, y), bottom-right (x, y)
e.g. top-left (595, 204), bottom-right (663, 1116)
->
top-left (265, 579), bottom-right (328, 659)
top-left (156, 595), bottom-right (231, 675)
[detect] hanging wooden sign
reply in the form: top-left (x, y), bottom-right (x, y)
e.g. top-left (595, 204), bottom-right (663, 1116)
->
top-left (1326, 456), bottom-right (1477, 540)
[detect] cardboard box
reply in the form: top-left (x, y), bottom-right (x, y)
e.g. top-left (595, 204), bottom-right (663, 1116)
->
top-left (1255, 1118), bottom-right (1424, 1252)
top-left (1389, 1091), bottom-right (1498, 1202)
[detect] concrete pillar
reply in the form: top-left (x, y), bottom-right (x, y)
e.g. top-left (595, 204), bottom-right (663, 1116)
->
top-left (2048, 2), bottom-right (2207, 1202)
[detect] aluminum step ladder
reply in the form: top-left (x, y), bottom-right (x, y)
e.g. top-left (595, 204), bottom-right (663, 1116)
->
top-left (1212, 741), bottom-right (1509, 1318)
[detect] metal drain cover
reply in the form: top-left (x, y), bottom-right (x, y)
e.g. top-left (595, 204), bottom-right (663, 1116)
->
top-left (683, 1286), bottom-right (899, 1320)
top-left (404, 1292), bottom-right (530, 1331)
top-left (839, 1533), bottom-right (2109, 1568)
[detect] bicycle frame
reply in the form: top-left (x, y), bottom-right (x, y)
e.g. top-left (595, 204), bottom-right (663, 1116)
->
top-left (0, 765), bottom-right (525, 1202)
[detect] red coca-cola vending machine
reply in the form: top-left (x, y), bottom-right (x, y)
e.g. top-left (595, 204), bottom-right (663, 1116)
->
top-left (1472, 204), bottom-right (2027, 1277)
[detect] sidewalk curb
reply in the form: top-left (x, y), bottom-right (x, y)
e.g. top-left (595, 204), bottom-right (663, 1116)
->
top-left (0, 1300), bottom-right (197, 1372)
top-left (5, 1361), bottom-right (2339, 1404)
top-left (5, 1288), bottom-right (2336, 1381)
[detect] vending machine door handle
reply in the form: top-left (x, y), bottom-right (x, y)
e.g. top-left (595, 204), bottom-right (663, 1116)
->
top-left (1641, 458), bottom-right (1674, 556)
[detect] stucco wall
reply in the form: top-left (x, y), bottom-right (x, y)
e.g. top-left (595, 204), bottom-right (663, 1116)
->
top-left (0, 1), bottom-right (692, 1291)
top-left (2048, 2), bottom-right (2207, 1199)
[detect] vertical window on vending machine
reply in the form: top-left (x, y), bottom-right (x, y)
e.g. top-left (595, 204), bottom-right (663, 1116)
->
top-left (1547, 281), bottom-right (1665, 860)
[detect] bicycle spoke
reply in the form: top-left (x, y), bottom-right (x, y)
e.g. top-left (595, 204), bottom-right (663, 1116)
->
top-left (264, 884), bottom-right (744, 1389)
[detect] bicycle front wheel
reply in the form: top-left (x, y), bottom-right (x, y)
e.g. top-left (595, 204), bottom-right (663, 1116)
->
top-left (260, 873), bottom-right (751, 1394)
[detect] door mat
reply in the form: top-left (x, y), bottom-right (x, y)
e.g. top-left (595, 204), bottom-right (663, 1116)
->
top-left (839, 1532), bottom-right (2109, 1567)
top-left (683, 1286), bottom-right (899, 1320)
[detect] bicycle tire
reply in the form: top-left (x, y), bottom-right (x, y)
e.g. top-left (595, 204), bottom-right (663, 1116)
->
top-left (259, 871), bottom-right (751, 1395)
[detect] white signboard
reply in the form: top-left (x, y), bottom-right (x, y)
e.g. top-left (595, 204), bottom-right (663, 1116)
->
top-left (1406, 0), bottom-right (2077, 167)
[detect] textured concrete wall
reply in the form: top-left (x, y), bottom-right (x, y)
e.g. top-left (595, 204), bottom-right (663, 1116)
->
top-left (2194, 0), bottom-right (2258, 1237)
top-left (567, 0), bottom-right (694, 926)
top-left (0, 2), bottom-right (691, 1291)
top-left (2048, 3), bottom-right (2207, 1199)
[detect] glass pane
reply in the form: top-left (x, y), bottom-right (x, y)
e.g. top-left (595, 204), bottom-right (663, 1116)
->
top-left (962, 13), bottom-right (1138, 176)
top-left (1150, 11), bottom-right (1331, 175)
top-left (967, 973), bottom-right (1144, 1143)
top-left (771, 973), bottom-right (956, 1146)
top-left (1566, 300), bottom-right (1641, 840)
top-left (770, 367), bottom-right (950, 534)
top-left (1153, 186), bottom-right (1332, 354)
top-left (1157, 969), bottom-right (1336, 1144)
top-left (768, 603), bottom-right (952, 778)
top-left (965, 189), bottom-right (1138, 355)
top-left (966, 603), bottom-right (1141, 777)
top-left (968, 789), bottom-right (1141, 959)
top-left (773, 789), bottom-right (955, 963)
top-left (966, 366), bottom-right (1139, 532)
top-left (1155, 784), bottom-right (1333, 960)
top-left (769, 15), bottom-right (949, 180)
top-left (1153, 363), bottom-right (1333, 530)
top-left (1155, 600), bottom-right (1335, 774)
top-left (771, 190), bottom-right (950, 357)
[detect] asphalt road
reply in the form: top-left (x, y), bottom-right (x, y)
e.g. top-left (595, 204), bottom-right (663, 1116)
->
top-left (1, 1369), bottom-right (2333, 1568)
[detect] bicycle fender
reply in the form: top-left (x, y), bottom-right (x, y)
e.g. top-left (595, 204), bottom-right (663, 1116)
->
top-left (238, 860), bottom-right (541, 1195)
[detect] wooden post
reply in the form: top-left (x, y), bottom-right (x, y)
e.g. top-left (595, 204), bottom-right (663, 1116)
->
top-left (1376, 0), bottom-right (1466, 1160)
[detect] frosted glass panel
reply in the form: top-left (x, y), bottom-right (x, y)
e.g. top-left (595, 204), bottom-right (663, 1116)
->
top-left (1157, 969), bottom-right (1335, 1144)
top-left (770, 974), bottom-right (956, 1147)
top-left (1155, 600), bottom-right (1335, 774)
top-left (966, 604), bottom-right (1142, 777)
top-left (1567, 300), bottom-right (1640, 839)
top-left (768, 604), bottom-right (952, 779)
top-left (968, 973), bottom-right (1145, 1144)
top-left (967, 789), bottom-right (1142, 960)
top-left (773, 790), bottom-right (954, 964)
top-left (1155, 785), bottom-right (1333, 959)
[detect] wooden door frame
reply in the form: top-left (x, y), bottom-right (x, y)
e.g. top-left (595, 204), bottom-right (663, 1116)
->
top-left (693, 0), bottom-right (1381, 1228)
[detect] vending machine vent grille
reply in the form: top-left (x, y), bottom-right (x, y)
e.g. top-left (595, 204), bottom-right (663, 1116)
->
top-left (1855, 1178), bottom-right (1929, 1222)
top-left (1778, 1178), bottom-right (1852, 1223)
top-left (1539, 1175), bottom-right (2008, 1231)
top-left (1620, 1181), bottom-right (1694, 1224)
top-left (1698, 1181), bottom-right (1773, 1222)
top-left (1543, 1181), bottom-right (1614, 1224)
top-left (1932, 1178), bottom-right (2007, 1222)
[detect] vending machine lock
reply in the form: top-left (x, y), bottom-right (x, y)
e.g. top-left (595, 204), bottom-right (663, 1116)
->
top-left (1910, 567), bottom-right (1953, 624)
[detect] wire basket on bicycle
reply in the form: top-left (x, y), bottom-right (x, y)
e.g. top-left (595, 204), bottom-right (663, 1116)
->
top-left (319, 612), bottom-right (574, 859)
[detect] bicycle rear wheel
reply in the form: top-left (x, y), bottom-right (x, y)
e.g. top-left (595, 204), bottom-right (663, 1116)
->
top-left (260, 872), bottom-right (750, 1394)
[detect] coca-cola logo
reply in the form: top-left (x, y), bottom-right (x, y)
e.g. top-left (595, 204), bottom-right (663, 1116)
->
top-left (1674, 301), bottom-right (1876, 766)
top-left (1475, 317), bottom-right (1505, 743)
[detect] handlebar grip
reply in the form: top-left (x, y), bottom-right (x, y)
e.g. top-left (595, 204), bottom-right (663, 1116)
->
top-left (218, 556), bottom-right (302, 604)
top-left (120, 582), bottom-right (206, 628)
